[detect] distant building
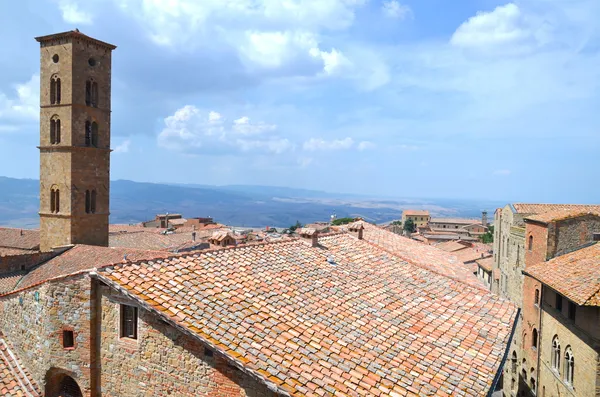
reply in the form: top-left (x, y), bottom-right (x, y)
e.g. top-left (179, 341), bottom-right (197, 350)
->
top-left (401, 210), bottom-right (430, 228)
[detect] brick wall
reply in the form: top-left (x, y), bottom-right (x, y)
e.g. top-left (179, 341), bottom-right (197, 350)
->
top-left (0, 275), bottom-right (93, 395)
top-left (552, 215), bottom-right (600, 257)
top-left (0, 251), bottom-right (58, 275)
top-left (98, 284), bottom-right (278, 397)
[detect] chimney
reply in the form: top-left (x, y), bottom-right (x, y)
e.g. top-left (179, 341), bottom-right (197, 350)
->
top-left (348, 221), bottom-right (364, 240)
top-left (298, 228), bottom-right (319, 247)
top-left (482, 211), bottom-right (488, 226)
top-left (192, 231), bottom-right (196, 241)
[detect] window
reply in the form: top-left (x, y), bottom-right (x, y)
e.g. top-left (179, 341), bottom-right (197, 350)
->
top-left (120, 305), bottom-right (138, 339)
top-left (50, 117), bottom-right (61, 144)
top-left (63, 330), bottom-right (74, 348)
top-left (92, 81), bottom-right (98, 107)
top-left (532, 328), bottom-right (538, 349)
top-left (85, 121), bottom-right (92, 146)
top-left (530, 378), bottom-right (536, 393)
top-left (85, 190), bottom-right (96, 214)
top-left (594, 233), bottom-right (600, 242)
top-left (556, 294), bottom-right (563, 312)
top-left (511, 351), bottom-right (517, 373)
top-left (528, 235), bottom-right (534, 251)
top-left (50, 187), bottom-right (60, 213)
top-left (52, 54), bottom-right (59, 63)
top-left (534, 289), bottom-right (540, 306)
top-left (91, 122), bottom-right (98, 147)
top-left (86, 79), bottom-right (99, 107)
top-left (91, 190), bottom-right (97, 213)
top-left (552, 336), bottom-right (561, 371)
top-left (50, 75), bottom-right (61, 105)
top-left (568, 301), bottom-right (576, 321)
top-left (565, 347), bottom-right (574, 385)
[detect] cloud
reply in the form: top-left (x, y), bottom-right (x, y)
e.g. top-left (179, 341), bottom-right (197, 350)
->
top-left (357, 141), bottom-right (375, 151)
top-left (303, 137), bottom-right (354, 151)
top-left (158, 105), bottom-right (291, 155)
top-left (114, 139), bottom-right (131, 153)
top-left (0, 74), bottom-right (39, 131)
top-left (450, 3), bottom-right (529, 48)
top-left (493, 169), bottom-right (512, 176)
top-left (382, 1), bottom-right (412, 19)
top-left (58, 0), bottom-right (93, 24)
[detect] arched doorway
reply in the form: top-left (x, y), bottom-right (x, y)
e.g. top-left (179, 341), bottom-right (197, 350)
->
top-left (45, 370), bottom-right (83, 397)
top-left (57, 376), bottom-right (83, 397)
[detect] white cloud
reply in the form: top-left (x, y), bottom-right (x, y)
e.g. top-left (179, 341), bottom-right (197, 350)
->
top-left (0, 74), bottom-right (39, 131)
top-left (382, 1), bottom-right (412, 19)
top-left (158, 105), bottom-right (290, 155)
top-left (59, 0), bottom-right (93, 24)
top-left (357, 141), bottom-right (375, 151)
top-left (450, 3), bottom-right (528, 48)
top-left (303, 137), bottom-right (354, 151)
top-left (114, 139), bottom-right (131, 153)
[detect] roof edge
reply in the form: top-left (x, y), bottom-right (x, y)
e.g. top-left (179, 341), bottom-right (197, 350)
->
top-left (35, 30), bottom-right (117, 50)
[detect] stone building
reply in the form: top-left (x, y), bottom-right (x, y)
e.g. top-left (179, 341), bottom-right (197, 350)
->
top-left (0, 30), bottom-right (520, 397)
top-left (494, 207), bottom-right (600, 396)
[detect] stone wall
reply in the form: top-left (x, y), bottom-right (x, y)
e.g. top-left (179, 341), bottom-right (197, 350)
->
top-left (98, 283), bottom-right (278, 397)
top-left (0, 251), bottom-right (58, 275)
top-left (552, 215), bottom-right (600, 257)
top-left (538, 289), bottom-right (600, 397)
top-left (0, 275), bottom-right (93, 395)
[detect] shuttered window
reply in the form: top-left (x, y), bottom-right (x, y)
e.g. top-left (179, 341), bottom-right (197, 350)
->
top-left (120, 304), bottom-right (138, 339)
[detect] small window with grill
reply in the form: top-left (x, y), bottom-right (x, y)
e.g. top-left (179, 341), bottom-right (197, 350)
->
top-left (63, 329), bottom-right (74, 348)
top-left (120, 304), bottom-right (138, 339)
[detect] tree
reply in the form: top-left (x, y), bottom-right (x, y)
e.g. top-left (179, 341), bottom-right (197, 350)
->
top-left (331, 217), bottom-right (354, 226)
top-left (289, 221), bottom-right (302, 232)
top-left (403, 219), bottom-right (416, 233)
top-left (390, 220), bottom-right (402, 226)
top-left (479, 225), bottom-right (494, 243)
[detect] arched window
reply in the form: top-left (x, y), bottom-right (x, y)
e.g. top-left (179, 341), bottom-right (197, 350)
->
top-left (530, 377), bottom-right (536, 393)
top-left (50, 187), bottom-right (60, 213)
top-left (565, 347), bottom-right (574, 385)
top-left (85, 190), bottom-right (97, 214)
top-left (85, 121), bottom-right (92, 146)
top-left (552, 336), bottom-right (560, 371)
top-left (92, 81), bottom-right (98, 107)
top-left (532, 329), bottom-right (538, 349)
top-left (511, 351), bottom-right (517, 373)
top-left (50, 75), bottom-right (61, 105)
top-left (534, 289), bottom-right (540, 306)
top-left (91, 122), bottom-right (98, 147)
top-left (85, 79), bottom-right (99, 107)
top-left (85, 80), bottom-right (91, 106)
top-left (528, 235), bottom-right (534, 251)
top-left (50, 116), bottom-right (61, 144)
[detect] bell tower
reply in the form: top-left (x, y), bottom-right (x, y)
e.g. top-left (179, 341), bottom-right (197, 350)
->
top-left (36, 30), bottom-right (116, 251)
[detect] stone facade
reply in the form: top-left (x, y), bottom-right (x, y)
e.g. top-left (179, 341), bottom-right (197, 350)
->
top-left (38, 32), bottom-right (114, 251)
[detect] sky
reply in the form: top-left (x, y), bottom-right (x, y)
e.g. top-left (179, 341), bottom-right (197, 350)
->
top-left (0, 0), bottom-right (599, 203)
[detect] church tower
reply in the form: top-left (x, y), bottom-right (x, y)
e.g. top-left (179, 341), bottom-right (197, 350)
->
top-left (36, 30), bottom-right (116, 251)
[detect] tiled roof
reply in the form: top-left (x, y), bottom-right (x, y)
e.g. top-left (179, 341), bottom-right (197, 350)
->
top-left (0, 228), bottom-right (40, 251)
top-left (108, 230), bottom-right (198, 251)
top-left (12, 245), bottom-right (171, 293)
top-left (456, 249), bottom-right (491, 264)
top-left (360, 224), bottom-right (484, 288)
top-left (524, 209), bottom-right (600, 224)
top-left (512, 203), bottom-right (600, 214)
top-left (0, 273), bottom-right (25, 295)
top-left (524, 243), bottom-right (600, 306)
top-left (436, 241), bottom-right (471, 252)
top-left (210, 230), bottom-right (232, 241)
top-left (430, 218), bottom-right (481, 225)
top-left (100, 233), bottom-right (516, 397)
top-left (0, 338), bottom-right (41, 396)
top-left (477, 257), bottom-right (494, 272)
top-left (403, 210), bottom-right (430, 216)
top-left (0, 248), bottom-right (38, 257)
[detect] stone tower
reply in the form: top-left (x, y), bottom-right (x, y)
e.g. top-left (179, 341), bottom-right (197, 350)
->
top-left (36, 30), bottom-right (116, 251)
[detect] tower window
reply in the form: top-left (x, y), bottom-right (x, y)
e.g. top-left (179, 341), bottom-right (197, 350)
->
top-left (91, 122), bottom-right (99, 147)
top-left (88, 57), bottom-right (96, 67)
top-left (50, 116), bottom-right (61, 144)
top-left (86, 79), bottom-right (99, 107)
top-left (85, 121), bottom-right (92, 146)
top-left (50, 187), bottom-right (60, 213)
top-left (85, 190), bottom-right (97, 214)
top-left (532, 328), bottom-right (538, 349)
top-left (52, 54), bottom-right (59, 63)
top-left (528, 235), bottom-right (534, 251)
top-left (50, 75), bottom-right (61, 105)
top-left (120, 304), bottom-right (138, 339)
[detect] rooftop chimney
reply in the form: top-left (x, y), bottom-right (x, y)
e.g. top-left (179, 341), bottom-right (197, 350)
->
top-left (348, 221), bottom-right (365, 240)
top-left (298, 228), bottom-right (319, 247)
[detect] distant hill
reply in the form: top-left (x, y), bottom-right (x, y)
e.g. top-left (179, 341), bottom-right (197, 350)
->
top-left (0, 177), bottom-right (505, 228)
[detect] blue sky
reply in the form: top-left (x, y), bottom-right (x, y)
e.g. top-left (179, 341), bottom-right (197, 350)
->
top-left (0, 0), bottom-right (599, 203)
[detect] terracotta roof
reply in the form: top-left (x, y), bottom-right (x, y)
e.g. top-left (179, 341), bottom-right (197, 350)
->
top-left (0, 338), bottom-right (41, 396)
top-left (109, 230), bottom-right (197, 251)
top-left (0, 228), bottom-right (40, 251)
top-left (210, 230), bottom-right (232, 242)
top-left (524, 243), bottom-right (600, 306)
top-left (0, 248), bottom-right (38, 257)
top-left (403, 210), bottom-right (430, 216)
top-left (477, 257), bottom-right (494, 273)
top-left (512, 203), bottom-right (600, 214)
top-left (436, 241), bottom-right (471, 252)
top-left (35, 29), bottom-right (117, 50)
top-left (456, 249), bottom-right (492, 264)
top-left (359, 224), bottom-right (484, 288)
top-left (430, 218), bottom-right (481, 225)
top-left (100, 233), bottom-right (517, 397)
top-left (13, 245), bottom-right (171, 292)
top-left (0, 273), bottom-right (25, 295)
top-left (493, 269), bottom-right (500, 280)
top-left (297, 227), bottom-right (317, 236)
top-left (524, 209), bottom-right (600, 224)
